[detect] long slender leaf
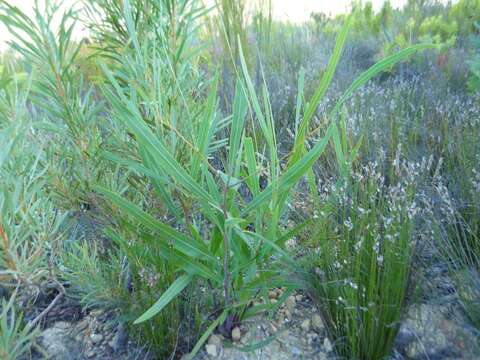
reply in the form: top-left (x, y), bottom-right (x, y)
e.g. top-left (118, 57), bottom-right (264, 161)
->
top-left (95, 186), bottom-right (214, 261)
top-left (134, 274), bottom-right (193, 324)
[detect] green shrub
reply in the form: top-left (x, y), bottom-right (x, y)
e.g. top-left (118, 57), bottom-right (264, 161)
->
top-left (96, 9), bottom-right (431, 357)
top-left (0, 52), bottom-right (64, 360)
top-left (64, 239), bottom-right (205, 357)
top-left (0, 72), bottom-right (65, 295)
top-left (449, 0), bottom-right (480, 36)
top-left (0, 0), bottom-right (117, 213)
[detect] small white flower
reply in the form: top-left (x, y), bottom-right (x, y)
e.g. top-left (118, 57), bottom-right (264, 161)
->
top-left (344, 218), bottom-right (353, 231)
top-left (377, 255), bottom-right (384, 265)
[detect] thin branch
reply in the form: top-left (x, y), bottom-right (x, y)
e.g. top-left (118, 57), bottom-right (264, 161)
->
top-left (27, 280), bottom-right (65, 328)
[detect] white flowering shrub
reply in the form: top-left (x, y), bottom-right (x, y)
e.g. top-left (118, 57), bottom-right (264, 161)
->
top-left (307, 153), bottom-right (425, 359)
top-left (434, 163), bottom-right (480, 329)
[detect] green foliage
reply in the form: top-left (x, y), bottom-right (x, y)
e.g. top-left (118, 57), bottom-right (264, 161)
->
top-left (1, 0), bottom-right (477, 359)
top-left (418, 14), bottom-right (457, 49)
top-left (0, 72), bottom-right (65, 291)
top-left (217, 0), bottom-right (249, 68)
top-left (95, 7), bottom-right (430, 359)
top-left (0, 0), bottom-right (110, 212)
top-left (64, 238), bottom-right (205, 357)
top-left (0, 294), bottom-right (42, 360)
top-left (467, 24), bottom-right (480, 93)
top-left (468, 56), bottom-right (480, 92)
top-left (449, 0), bottom-right (480, 35)
top-left (0, 39), bottom-right (66, 360)
top-left (435, 152), bottom-right (480, 328)
top-left (350, 1), bottom-right (392, 35)
top-left (435, 190), bottom-right (480, 328)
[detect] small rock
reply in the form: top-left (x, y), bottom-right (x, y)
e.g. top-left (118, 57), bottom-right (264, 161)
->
top-left (290, 346), bottom-right (302, 355)
top-left (295, 294), bottom-right (303, 302)
top-left (53, 321), bottom-right (71, 330)
top-left (396, 326), bottom-right (415, 349)
top-left (90, 333), bottom-right (103, 344)
top-left (111, 324), bottom-right (128, 353)
top-left (90, 309), bottom-right (103, 317)
top-left (307, 332), bottom-right (318, 345)
top-left (240, 333), bottom-right (250, 345)
top-left (324, 337), bottom-right (333, 352)
top-left (40, 326), bottom-right (79, 359)
top-left (208, 334), bottom-right (223, 347)
top-left (231, 327), bottom-right (241, 342)
top-left (205, 344), bottom-right (218, 357)
top-left (76, 319), bottom-right (89, 331)
top-left (312, 314), bottom-right (324, 332)
top-left (85, 349), bottom-right (95, 358)
top-left (317, 352), bottom-right (328, 360)
top-left (269, 290), bottom-right (278, 299)
top-left (286, 296), bottom-right (296, 312)
top-left (300, 319), bottom-right (311, 332)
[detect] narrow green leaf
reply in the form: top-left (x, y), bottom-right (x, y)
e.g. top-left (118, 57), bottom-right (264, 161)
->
top-left (95, 186), bottom-right (214, 261)
top-left (291, 15), bottom-right (352, 165)
top-left (101, 67), bottom-right (217, 206)
top-left (134, 275), bottom-right (193, 324)
top-left (191, 73), bottom-right (219, 180)
top-left (187, 310), bottom-right (227, 359)
top-left (228, 80), bottom-right (248, 175)
top-left (242, 126), bottom-right (332, 216)
top-left (244, 137), bottom-right (260, 196)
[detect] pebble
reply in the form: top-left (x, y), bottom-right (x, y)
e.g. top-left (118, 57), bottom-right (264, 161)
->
top-left (85, 349), bottom-right (95, 358)
top-left (90, 333), bottom-right (103, 344)
top-left (111, 324), bottom-right (128, 353)
top-left (53, 321), bottom-right (71, 330)
top-left (90, 309), bottom-right (103, 317)
top-left (283, 310), bottom-right (293, 321)
top-left (206, 344), bottom-right (218, 357)
top-left (208, 334), bottom-right (223, 347)
top-left (307, 332), bottom-right (318, 345)
top-left (76, 320), bottom-right (89, 331)
top-left (290, 346), bottom-right (302, 355)
top-left (231, 327), bottom-right (241, 342)
top-left (269, 290), bottom-right (278, 299)
top-left (286, 296), bottom-right (296, 313)
top-left (323, 337), bottom-right (333, 352)
top-left (312, 314), bottom-right (324, 332)
top-left (300, 319), bottom-right (311, 332)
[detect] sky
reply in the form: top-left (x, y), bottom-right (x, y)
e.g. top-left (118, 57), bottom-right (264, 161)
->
top-left (0, 0), bottom-right (409, 50)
